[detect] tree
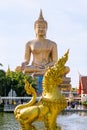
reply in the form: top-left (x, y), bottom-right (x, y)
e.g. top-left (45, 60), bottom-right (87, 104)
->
top-left (0, 70), bottom-right (6, 96)
top-left (0, 65), bottom-right (37, 97)
top-left (0, 63), bottom-right (3, 67)
top-left (6, 70), bottom-right (37, 97)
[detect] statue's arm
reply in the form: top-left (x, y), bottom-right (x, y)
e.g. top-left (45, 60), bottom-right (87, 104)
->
top-left (52, 43), bottom-right (58, 61)
top-left (44, 43), bottom-right (58, 68)
top-left (22, 42), bottom-right (31, 66)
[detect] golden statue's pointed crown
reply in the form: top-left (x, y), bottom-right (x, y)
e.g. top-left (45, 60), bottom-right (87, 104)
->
top-left (6, 65), bottom-right (10, 76)
top-left (34, 9), bottom-right (48, 29)
top-left (38, 9), bottom-right (44, 21)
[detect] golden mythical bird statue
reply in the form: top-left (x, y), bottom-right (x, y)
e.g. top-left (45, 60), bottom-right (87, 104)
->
top-left (14, 50), bottom-right (69, 130)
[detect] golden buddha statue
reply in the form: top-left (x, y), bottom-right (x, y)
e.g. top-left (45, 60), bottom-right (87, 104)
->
top-left (16, 10), bottom-right (58, 75)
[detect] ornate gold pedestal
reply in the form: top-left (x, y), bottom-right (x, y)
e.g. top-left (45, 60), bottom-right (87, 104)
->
top-left (14, 50), bottom-right (69, 130)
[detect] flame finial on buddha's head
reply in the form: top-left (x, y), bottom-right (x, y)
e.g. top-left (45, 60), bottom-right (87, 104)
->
top-left (34, 9), bottom-right (48, 29)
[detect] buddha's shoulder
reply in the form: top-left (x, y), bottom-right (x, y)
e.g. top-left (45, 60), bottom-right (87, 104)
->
top-left (46, 39), bottom-right (57, 46)
top-left (25, 40), bottom-right (36, 45)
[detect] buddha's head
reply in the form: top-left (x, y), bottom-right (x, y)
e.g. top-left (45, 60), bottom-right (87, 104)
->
top-left (34, 10), bottom-right (48, 38)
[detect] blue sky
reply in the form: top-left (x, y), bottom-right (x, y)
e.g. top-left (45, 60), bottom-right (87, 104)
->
top-left (0, 0), bottom-right (87, 87)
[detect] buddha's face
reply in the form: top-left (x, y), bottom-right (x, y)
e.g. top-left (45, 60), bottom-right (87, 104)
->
top-left (35, 23), bottom-right (47, 38)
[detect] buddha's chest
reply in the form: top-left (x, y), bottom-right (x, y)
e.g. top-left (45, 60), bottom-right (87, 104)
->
top-left (31, 41), bottom-right (52, 53)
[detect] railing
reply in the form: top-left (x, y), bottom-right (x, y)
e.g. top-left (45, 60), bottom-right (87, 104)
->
top-left (0, 96), bottom-right (41, 112)
top-left (1, 97), bottom-right (40, 100)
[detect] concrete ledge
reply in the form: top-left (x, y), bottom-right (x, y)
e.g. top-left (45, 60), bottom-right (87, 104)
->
top-left (63, 109), bottom-right (87, 112)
